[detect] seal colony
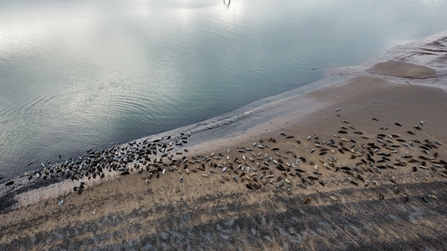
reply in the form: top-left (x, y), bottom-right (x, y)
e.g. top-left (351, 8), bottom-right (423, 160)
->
top-left (21, 110), bottom-right (447, 201)
top-left (1, 31), bottom-right (447, 250)
top-left (6, 107), bottom-right (446, 203)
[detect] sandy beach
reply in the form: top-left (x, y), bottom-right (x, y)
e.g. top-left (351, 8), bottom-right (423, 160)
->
top-left (1, 31), bottom-right (447, 250)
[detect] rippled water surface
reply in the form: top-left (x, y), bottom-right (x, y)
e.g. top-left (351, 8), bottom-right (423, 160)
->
top-left (1, 0), bottom-right (447, 177)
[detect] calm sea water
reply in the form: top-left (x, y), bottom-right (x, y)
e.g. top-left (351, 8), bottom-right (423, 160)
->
top-left (1, 0), bottom-right (447, 177)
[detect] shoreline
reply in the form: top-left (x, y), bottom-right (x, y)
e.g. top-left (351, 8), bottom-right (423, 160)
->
top-left (2, 29), bottom-right (447, 209)
top-left (1, 30), bottom-right (447, 249)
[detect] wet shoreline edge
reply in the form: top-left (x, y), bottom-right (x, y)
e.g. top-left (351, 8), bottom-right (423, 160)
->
top-left (1, 29), bottom-right (447, 212)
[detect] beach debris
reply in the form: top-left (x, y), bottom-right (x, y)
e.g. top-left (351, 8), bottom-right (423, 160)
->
top-left (59, 199), bottom-right (64, 207)
top-left (421, 196), bottom-right (429, 203)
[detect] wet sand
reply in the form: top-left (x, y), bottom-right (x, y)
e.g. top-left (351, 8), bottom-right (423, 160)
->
top-left (366, 61), bottom-right (437, 79)
top-left (1, 31), bottom-right (447, 250)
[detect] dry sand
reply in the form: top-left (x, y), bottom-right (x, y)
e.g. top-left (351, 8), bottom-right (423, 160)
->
top-left (1, 32), bottom-right (447, 250)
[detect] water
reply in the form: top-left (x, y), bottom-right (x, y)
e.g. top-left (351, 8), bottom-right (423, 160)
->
top-left (1, 0), bottom-right (447, 178)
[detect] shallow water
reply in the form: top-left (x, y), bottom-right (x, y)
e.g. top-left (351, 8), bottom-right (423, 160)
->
top-left (1, 0), bottom-right (447, 177)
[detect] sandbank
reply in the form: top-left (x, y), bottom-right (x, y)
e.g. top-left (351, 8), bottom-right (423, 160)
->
top-left (1, 30), bottom-right (447, 250)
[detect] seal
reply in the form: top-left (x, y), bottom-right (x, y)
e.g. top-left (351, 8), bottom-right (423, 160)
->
top-left (330, 195), bottom-right (338, 203)
top-left (350, 180), bottom-right (359, 186)
top-left (303, 196), bottom-right (311, 204)
top-left (428, 194), bottom-right (439, 200)
top-left (403, 195), bottom-right (409, 203)
top-left (5, 179), bottom-right (14, 186)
